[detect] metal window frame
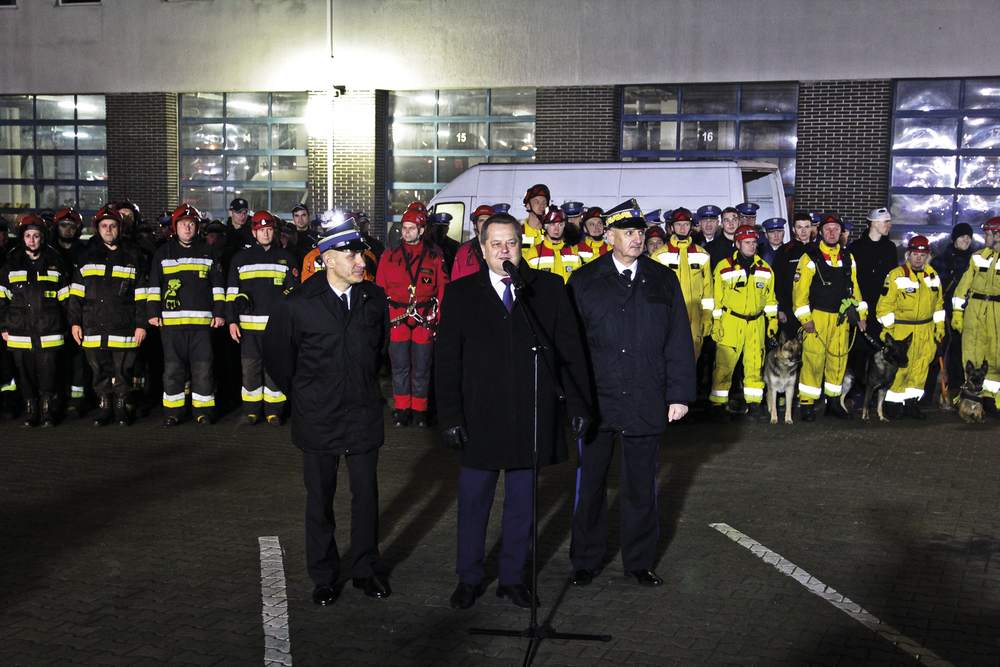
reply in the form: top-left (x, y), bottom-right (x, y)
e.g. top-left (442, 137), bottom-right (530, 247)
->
top-left (0, 94), bottom-right (108, 215)
top-left (387, 89), bottom-right (536, 218)
top-left (178, 92), bottom-right (308, 216)
top-left (620, 82), bottom-right (798, 195)
top-left (889, 77), bottom-right (1000, 229)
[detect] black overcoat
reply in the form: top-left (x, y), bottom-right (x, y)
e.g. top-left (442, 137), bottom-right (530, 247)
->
top-left (434, 265), bottom-right (591, 471)
top-left (263, 273), bottom-right (388, 455)
top-left (567, 253), bottom-right (696, 436)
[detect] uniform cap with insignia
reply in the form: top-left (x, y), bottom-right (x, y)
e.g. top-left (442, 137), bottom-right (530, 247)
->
top-left (492, 203), bottom-right (511, 215)
top-left (761, 217), bottom-right (786, 231)
top-left (734, 225), bottom-right (758, 242)
top-left (696, 204), bottom-right (722, 220)
top-left (644, 209), bottom-right (661, 224)
top-left (317, 210), bottom-right (368, 253)
top-left (604, 198), bottom-right (645, 230)
top-left (560, 201), bottom-right (585, 217)
top-left (229, 197), bottom-right (249, 212)
top-left (429, 211), bottom-right (452, 226)
top-left (736, 202), bottom-right (760, 217)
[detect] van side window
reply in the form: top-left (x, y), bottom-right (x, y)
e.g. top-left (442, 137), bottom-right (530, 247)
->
top-left (433, 202), bottom-right (466, 241)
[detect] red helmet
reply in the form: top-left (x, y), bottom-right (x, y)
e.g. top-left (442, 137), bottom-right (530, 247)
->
top-left (645, 225), bottom-right (666, 241)
top-left (92, 204), bottom-right (124, 227)
top-left (907, 235), bottom-right (931, 253)
top-left (251, 210), bottom-right (279, 230)
top-left (170, 203), bottom-right (202, 231)
top-left (542, 206), bottom-right (565, 225)
top-left (54, 207), bottom-right (83, 226)
top-left (670, 208), bottom-right (693, 223)
top-left (582, 207), bottom-right (604, 222)
top-left (401, 207), bottom-right (427, 226)
top-left (734, 225), bottom-right (758, 242)
top-left (523, 183), bottom-right (551, 207)
top-left (17, 213), bottom-right (48, 241)
top-left (471, 204), bottom-right (495, 222)
top-left (983, 217), bottom-right (1000, 233)
top-left (406, 201), bottom-right (427, 213)
top-left (819, 213), bottom-right (843, 231)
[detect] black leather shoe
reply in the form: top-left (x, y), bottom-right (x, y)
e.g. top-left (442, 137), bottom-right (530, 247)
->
top-left (449, 582), bottom-right (485, 610)
top-left (162, 416), bottom-right (179, 428)
top-left (352, 575), bottom-right (391, 599)
top-left (496, 583), bottom-right (538, 608)
top-left (626, 569), bottom-right (663, 587)
top-left (392, 409), bottom-right (410, 428)
top-left (570, 569), bottom-right (595, 586)
top-left (412, 411), bottom-right (429, 428)
top-left (312, 584), bottom-right (339, 606)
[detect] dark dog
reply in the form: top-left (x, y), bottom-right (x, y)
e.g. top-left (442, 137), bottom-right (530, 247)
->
top-left (764, 331), bottom-right (803, 424)
top-left (841, 332), bottom-right (912, 422)
top-left (958, 360), bottom-right (988, 424)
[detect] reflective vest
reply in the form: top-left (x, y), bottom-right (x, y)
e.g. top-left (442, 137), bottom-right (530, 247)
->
top-left (523, 239), bottom-right (582, 283)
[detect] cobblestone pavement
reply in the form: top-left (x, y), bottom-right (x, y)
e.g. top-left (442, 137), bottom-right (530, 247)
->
top-left (2, 405), bottom-right (999, 666)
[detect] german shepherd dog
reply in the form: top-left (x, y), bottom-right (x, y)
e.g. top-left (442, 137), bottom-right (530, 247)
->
top-left (840, 332), bottom-right (912, 422)
top-left (958, 360), bottom-right (988, 424)
top-left (765, 331), bottom-right (803, 425)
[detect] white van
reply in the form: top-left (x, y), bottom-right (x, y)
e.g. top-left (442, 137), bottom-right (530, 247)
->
top-left (428, 160), bottom-right (788, 242)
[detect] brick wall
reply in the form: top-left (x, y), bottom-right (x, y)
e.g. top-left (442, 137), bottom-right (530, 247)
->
top-left (106, 93), bottom-right (178, 216)
top-left (795, 80), bottom-right (893, 231)
top-left (534, 86), bottom-right (620, 162)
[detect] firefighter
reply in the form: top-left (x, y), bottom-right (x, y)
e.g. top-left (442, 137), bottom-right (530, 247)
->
top-left (521, 183), bottom-right (550, 250)
top-left (451, 204), bottom-right (494, 281)
top-left (51, 207), bottom-right (91, 415)
top-left (522, 206), bottom-right (582, 283)
top-left (0, 214), bottom-right (70, 427)
top-left (652, 208), bottom-right (714, 359)
top-left (227, 210), bottom-right (298, 425)
top-left (709, 225), bottom-right (777, 421)
top-left (68, 205), bottom-right (148, 426)
top-left (575, 207), bottom-right (610, 263)
top-left (146, 204), bottom-right (226, 426)
top-left (376, 205), bottom-right (447, 428)
top-left (875, 235), bottom-right (944, 419)
top-left (952, 216), bottom-right (1000, 404)
top-left (644, 224), bottom-right (666, 256)
top-left (792, 213), bottom-right (868, 421)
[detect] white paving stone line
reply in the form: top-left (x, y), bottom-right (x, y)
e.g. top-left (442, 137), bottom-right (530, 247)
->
top-left (259, 536), bottom-right (293, 667)
top-left (709, 523), bottom-right (954, 667)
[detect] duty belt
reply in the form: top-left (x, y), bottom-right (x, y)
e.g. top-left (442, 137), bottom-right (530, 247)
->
top-left (894, 318), bottom-right (932, 325)
top-left (723, 307), bottom-right (763, 321)
top-left (970, 292), bottom-right (1000, 303)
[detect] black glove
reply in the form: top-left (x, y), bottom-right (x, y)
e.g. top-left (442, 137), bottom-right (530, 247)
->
top-left (570, 415), bottom-right (590, 440)
top-left (442, 425), bottom-right (468, 451)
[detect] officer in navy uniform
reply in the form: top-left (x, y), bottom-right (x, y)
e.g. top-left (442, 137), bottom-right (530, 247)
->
top-left (264, 219), bottom-right (391, 606)
top-left (692, 205), bottom-right (722, 247)
top-left (567, 200), bottom-right (696, 588)
top-left (759, 217), bottom-right (787, 267)
top-left (561, 201), bottom-right (585, 246)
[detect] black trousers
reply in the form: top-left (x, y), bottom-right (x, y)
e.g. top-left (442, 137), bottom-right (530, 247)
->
top-left (303, 448), bottom-right (381, 586)
top-left (571, 430), bottom-right (661, 573)
top-left (0, 341), bottom-right (16, 395)
top-left (11, 348), bottom-right (59, 401)
top-left (85, 348), bottom-right (138, 398)
top-left (161, 328), bottom-right (215, 418)
top-left (240, 334), bottom-right (285, 417)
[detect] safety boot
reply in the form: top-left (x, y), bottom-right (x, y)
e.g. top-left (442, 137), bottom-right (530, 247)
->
top-left (93, 395), bottom-right (114, 426)
top-left (800, 403), bottom-right (816, 422)
top-left (747, 402), bottom-right (767, 423)
top-left (392, 409), bottom-right (411, 428)
top-left (245, 413), bottom-right (259, 425)
top-left (114, 397), bottom-right (131, 426)
top-left (40, 396), bottom-right (56, 428)
top-left (709, 404), bottom-right (730, 423)
top-left (22, 399), bottom-right (39, 428)
top-left (266, 415), bottom-right (282, 427)
top-left (904, 399), bottom-right (926, 420)
top-left (825, 399), bottom-right (850, 419)
top-left (883, 401), bottom-right (904, 420)
top-left (412, 411), bottom-right (429, 428)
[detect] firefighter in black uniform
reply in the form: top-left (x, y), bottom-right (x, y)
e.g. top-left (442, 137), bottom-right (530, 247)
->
top-left (0, 214), bottom-right (71, 427)
top-left (146, 204), bottom-right (226, 426)
top-left (53, 206), bottom-right (91, 415)
top-left (227, 210), bottom-right (298, 425)
top-left (68, 205), bottom-right (148, 426)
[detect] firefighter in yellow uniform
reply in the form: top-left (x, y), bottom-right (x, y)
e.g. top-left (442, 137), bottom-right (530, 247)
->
top-left (952, 216), bottom-right (1000, 402)
top-left (652, 208), bottom-right (714, 358)
top-left (709, 225), bottom-right (777, 421)
top-left (875, 235), bottom-right (944, 419)
top-left (522, 206), bottom-right (582, 283)
top-left (792, 214), bottom-right (868, 421)
top-left (574, 207), bottom-right (610, 263)
top-left (520, 183), bottom-right (549, 250)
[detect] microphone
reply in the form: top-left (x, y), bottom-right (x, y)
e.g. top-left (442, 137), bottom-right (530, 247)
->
top-left (502, 260), bottom-right (525, 289)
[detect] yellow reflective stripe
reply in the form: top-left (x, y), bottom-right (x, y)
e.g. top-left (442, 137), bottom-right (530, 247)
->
top-left (40, 334), bottom-right (64, 348)
top-left (36, 273), bottom-right (59, 283)
top-left (82, 335), bottom-right (102, 348)
top-left (111, 265), bottom-right (136, 279)
top-left (6, 335), bottom-right (32, 349)
top-left (162, 317), bottom-right (212, 326)
top-left (57, 287), bottom-right (70, 301)
top-left (263, 388), bottom-right (287, 403)
top-left (238, 270), bottom-right (287, 280)
top-left (163, 264), bottom-right (211, 275)
top-left (0, 285), bottom-right (11, 299)
top-left (239, 315), bottom-right (269, 330)
top-left (163, 392), bottom-right (186, 408)
top-left (191, 392), bottom-right (215, 408)
top-left (69, 283), bottom-right (86, 298)
top-left (241, 387), bottom-right (264, 401)
top-left (8, 271), bottom-right (28, 282)
top-left (43, 290), bottom-right (58, 299)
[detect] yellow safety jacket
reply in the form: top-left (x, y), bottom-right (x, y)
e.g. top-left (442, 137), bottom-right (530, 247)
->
top-left (575, 237), bottom-right (611, 263)
top-left (521, 219), bottom-right (543, 250)
top-left (953, 247), bottom-right (1000, 312)
top-left (792, 241), bottom-right (867, 324)
top-left (876, 262), bottom-right (945, 341)
top-left (522, 239), bottom-right (582, 283)
top-left (711, 252), bottom-right (777, 345)
top-left (652, 235), bottom-right (714, 337)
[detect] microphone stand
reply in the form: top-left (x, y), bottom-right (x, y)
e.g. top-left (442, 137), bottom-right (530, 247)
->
top-left (469, 267), bottom-right (611, 666)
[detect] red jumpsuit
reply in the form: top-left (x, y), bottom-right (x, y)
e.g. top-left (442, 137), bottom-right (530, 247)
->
top-left (376, 240), bottom-right (448, 413)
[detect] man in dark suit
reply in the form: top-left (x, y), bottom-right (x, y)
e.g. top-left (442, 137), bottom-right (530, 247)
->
top-left (567, 200), bottom-right (697, 588)
top-left (263, 218), bottom-right (391, 606)
top-left (435, 213), bottom-right (591, 610)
